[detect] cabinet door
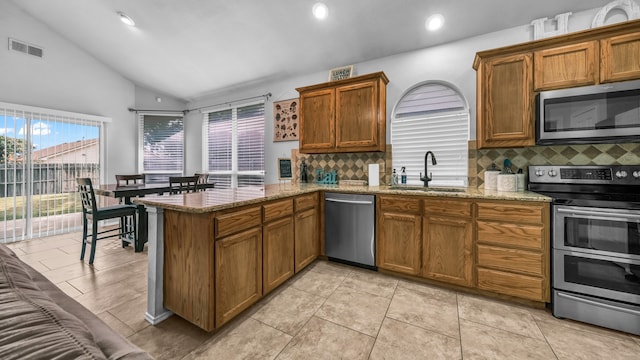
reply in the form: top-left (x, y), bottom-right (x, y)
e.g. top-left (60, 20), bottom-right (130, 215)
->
top-left (299, 88), bottom-right (335, 153)
top-left (215, 226), bottom-right (262, 327)
top-left (294, 207), bottom-right (319, 272)
top-left (601, 32), bottom-right (640, 82)
top-left (422, 215), bottom-right (473, 286)
top-left (263, 216), bottom-right (294, 294)
top-left (377, 211), bottom-right (421, 275)
top-left (478, 53), bottom-right (534, 148)
top-left (335, 80), bottom-right (379, 151)
top-left (534, 41), bottom-right (598, 91)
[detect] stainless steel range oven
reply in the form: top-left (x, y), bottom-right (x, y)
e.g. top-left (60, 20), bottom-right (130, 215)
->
top-left (529, 165), bottom-right (640, 335)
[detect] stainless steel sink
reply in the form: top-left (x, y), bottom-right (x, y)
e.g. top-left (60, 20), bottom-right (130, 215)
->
top-left (389, 185), bottom-right (465, 193)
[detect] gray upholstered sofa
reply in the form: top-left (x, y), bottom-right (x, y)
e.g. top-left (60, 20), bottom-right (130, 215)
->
top-left (0, 244), bottom-right (153, 359)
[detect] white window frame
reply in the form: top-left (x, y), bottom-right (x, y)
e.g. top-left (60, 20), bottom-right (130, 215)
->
top-left (391, 81), bottom-right (470, 187)
top-left (201, 100), bottom-right (265, 188)
top-left (137, 112), bottom-right (185, 180)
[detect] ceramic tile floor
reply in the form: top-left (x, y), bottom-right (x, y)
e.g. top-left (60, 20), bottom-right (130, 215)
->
top-left (6, 230), bottom-right (640, 359)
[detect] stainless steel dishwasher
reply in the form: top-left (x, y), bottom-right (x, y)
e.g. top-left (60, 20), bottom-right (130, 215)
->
top-left (324, 192), bottom-right (376, 269)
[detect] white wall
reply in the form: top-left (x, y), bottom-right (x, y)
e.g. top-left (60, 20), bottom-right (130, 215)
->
top-left (187, 6), bottom-right (614, 184)
top-left (0, 1), bottom-right (137, 182)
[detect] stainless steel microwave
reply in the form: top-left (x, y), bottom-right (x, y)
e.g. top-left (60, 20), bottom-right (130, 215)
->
top-left (536, 79), bottom-right (640, 145)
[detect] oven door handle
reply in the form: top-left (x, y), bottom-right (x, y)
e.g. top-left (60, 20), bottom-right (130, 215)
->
top-left (556, 208), bottom-right (640, 222)
top-left (556, 292), bottom-right (640, 316)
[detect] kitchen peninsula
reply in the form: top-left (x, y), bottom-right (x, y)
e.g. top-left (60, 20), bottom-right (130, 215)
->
top-left (135, 184), bottom-right (550, 332)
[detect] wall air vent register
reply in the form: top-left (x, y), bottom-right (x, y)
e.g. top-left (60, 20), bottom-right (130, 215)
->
top-left (8, 38), bottom-right (43, 58)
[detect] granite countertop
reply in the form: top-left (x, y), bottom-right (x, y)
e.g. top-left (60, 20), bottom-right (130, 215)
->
top-left (133, 183), bottom-right (551, 213)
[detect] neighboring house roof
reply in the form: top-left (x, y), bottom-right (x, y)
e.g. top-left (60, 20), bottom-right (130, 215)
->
top-left (32, 139), bottom-right (98, 162)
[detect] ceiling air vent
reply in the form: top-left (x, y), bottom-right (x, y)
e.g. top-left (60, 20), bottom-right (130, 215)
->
top-left (8, 38), bottom-right (43, 58)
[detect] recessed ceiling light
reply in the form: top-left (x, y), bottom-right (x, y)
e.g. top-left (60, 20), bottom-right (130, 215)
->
top-left (425, 14), bottom-right (444, 31)
top-left (117, 11), bottom-right (136, 27)
top-left (313, 3), bottom-right (328, 20)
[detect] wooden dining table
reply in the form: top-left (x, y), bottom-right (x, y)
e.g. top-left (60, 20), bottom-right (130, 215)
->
top-left (94, 182), bottom-right (215, 252)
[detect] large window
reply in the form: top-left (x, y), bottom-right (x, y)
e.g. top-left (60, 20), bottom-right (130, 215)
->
top-left (138, 114), bottom-right (184, 183)
top-left (391, 81), bottom-right (469, 186)
top-left (203, 102), bottom-right (264, 188)
top-left (0, 101), bottom-right (106, 242)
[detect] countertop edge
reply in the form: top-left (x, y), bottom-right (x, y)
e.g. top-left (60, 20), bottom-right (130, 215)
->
top-left (133, 184), bottom-right (551, 213)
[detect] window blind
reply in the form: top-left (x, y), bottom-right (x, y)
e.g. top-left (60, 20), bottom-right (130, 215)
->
top-left (204, 102), bottom-right (264, 188)
top-left (138, 114), bottom-right (184, 182)
top-left (391, 82), bottom-right (469, 187)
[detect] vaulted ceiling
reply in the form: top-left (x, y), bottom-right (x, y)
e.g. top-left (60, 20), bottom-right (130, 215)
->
top-left (11, 0), bottom-right (614, 101)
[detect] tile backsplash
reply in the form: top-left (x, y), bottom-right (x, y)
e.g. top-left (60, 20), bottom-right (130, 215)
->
top-left (471, 141), bottom-right (640, 187)
top-left (286, 141), bottom-right (639, 188)
top-left (291, 146), bottom-right (392, 185)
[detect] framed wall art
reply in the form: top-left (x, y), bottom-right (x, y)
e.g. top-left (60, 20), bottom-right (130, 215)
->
top-left (273, 98), bottom-right (299, 142)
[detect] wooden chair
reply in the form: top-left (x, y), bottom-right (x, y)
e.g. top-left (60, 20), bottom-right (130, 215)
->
top-left (169, 175), bottom-right (200, 194)
top-left (194, 173), bottom-right (209, 191)
top-left (115, 174), bottom-right (145, 186)
top-left (76, 178), bottom-right (138, 265)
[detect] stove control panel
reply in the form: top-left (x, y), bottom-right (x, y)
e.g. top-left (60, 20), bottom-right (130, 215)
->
top-left (528, 165), bottom-right (640, 185)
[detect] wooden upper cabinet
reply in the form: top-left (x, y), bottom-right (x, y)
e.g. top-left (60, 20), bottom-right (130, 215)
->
top-left (299, 88), bottom-right (335, 152)
top-left (477, 53), bottom-right (534, 148)
top-left (601, 32), bottom-right (640, 83)
top-left (534, 41), bottom-right (598, 91)
top-left (297, 72), bottom-right (388, 153)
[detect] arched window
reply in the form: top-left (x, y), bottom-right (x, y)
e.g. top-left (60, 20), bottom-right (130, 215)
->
top-left (391, 81), bottom-right (469, 186)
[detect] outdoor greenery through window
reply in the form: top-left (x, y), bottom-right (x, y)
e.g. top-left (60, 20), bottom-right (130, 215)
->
top-left (391, 81), bottom-right (469, 187)
top-left (138, 114), bottom-right (184, 183)
top-left (203, 102), bottom-right (265, 188)
top-left (0, 102), bottom-right (106, 243)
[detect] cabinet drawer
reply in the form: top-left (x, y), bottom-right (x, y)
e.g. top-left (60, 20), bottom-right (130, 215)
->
top-left (477, 221), bottom-right (543, 250)
top-left (424, 199), bottom-right (472, 218)
top-left (295, 193), bottom-right (318, 211)
top-left (263, 199), bottom-right (293, 222)
top-left (378, 196), bottom-right (421, 214)
top-left (477, 202), bottom-right (543, 224)
top-left (477, 267), bottom-right (545, 301)
top-left (477, 245), bottom-right (543, 276)
top-left (215, 206), bottom-right (262, 238)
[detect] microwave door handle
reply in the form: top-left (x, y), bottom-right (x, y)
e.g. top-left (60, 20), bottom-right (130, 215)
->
top-left (557, 208), bottom-right (640, 222)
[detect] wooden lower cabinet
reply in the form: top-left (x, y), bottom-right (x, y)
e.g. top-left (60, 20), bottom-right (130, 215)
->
top-left (263, 216), bottom-right (294, 294)
top-left (475, 200), bottom-right (550, 302)
top-left (422, 199), bottom-right (474, 286)
top-left (377, 196), bottom-right (422, 275)
top-left (215, 226), bottom-right (263, 327)
top-left (294, 206), bottom-right (319, 272)
top-left (163, 210), bottom-right (215, 331)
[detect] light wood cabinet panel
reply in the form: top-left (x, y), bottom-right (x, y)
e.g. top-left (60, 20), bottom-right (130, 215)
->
top-left (335, 80), bottom-right (379, 150)
top-left (294, 193), bottom-right (318, 212)
top-left (297, 72), bottom-right (388, 153)
top-left (477, 244), bottom-right (543, 276)
top-left (215, 226), bottom-right (262, 327)
top-left (163, 210), bottom-right (215, 331)
top-left (422, 215), bottom-right (474, 287)
top-left (424, 198), bottom-right (472, 217)
top-left (476, 201), bottom-right (543, 224)
top-left (263, 199), bottom-right (293, 222)
top-left (477, 220), bottom-right (543, 250)
top-left (601, 32), bottom-right (640, 82)
top-left (377, 208), bottom-right (422, 275)
top-left (477, 268), bottom-right (544, 301)
top-left (475, 200), bottom-right (550, 302)
top-left (477, 53), bottom-right (534, 148)
top-left (294, 206), bottom-right (319, 272)
top-left (534, 41), bottom-right (598, 90)
top-left (216, 206), bottom-right (262, 238)
top-left (299, 88), bottom-right (335, 152)
top-left (379, 195), bottom-right (421, 214)
top-left (263, 216), bottom-right (294, 294)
